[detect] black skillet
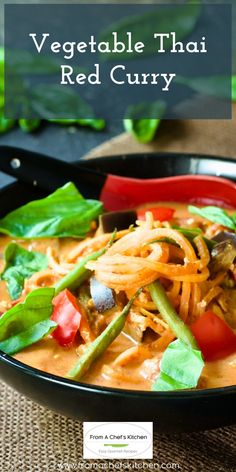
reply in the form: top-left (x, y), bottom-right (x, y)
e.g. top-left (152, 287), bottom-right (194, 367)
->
top-left (0, 145), bottom-right (236, 432)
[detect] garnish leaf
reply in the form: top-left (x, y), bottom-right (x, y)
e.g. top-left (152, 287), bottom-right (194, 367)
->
top-left (124, 101), bottom-right (166, 143)
top-left (0, 182), bottom-right (103, 239)
top-left (152, 339), bottom-right (204, 391)
top-left (188, 205), bottom-right (236, 230)
top-left (0, 287), bottom-right (55, 354)
top-left (1, 242), bottom-right (48, 300)
top-left (100, 3), bottom-right (201, 61)
top-left (0, 319), bottom-right (56, 355)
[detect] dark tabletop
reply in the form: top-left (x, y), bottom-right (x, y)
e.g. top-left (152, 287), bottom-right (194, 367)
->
top-left (0, 121), bottom-right (123, 164)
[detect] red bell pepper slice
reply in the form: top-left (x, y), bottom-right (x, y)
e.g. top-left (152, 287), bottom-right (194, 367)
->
top-left (51, 289), bottom-right (82, 346)
top-left (137, 207), bottom-right (175, 222)
top-left (191, 310), bottom-right (236, 361)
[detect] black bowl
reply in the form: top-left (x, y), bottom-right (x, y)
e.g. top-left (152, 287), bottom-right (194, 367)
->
top-left (1, 152), bottom-right (236, 433)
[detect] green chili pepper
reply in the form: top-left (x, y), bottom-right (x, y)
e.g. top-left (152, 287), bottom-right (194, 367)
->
top-left (0, 113), bottom-right (15, 134)
top-left (18, 119), bottom-right (41, 133)
top-left (67, 289), bottom-right (141, 380)
top-left (149, 281), bottom-right (198, 349)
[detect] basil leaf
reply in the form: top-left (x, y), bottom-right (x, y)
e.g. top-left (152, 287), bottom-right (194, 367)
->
top-left (124, 101), bottom-right (166, 143)
top-left (0, 182), bottom-right (103, 239)
top-left (0, 287), bottom-right (55, 354)
top-left (152, 339), bottom-right (204, 391)
top-left (1, 242), bottom-right (48, 300)
top-left (31, 84), bottom-right (95, 120)
top-left (100, 3), bottom-right (201, 61)
top-left (188, 205), bottom-right (236, 230)
top-left (0, 319), bottom-right (56, 355)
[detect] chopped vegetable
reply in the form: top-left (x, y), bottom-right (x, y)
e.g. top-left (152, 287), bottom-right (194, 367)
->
top-left (90, 277), bottom-right (115, 313)
top-left (152, 339), bottom-right (204, 391)
top-left (189, 205), bottom-right (236, 231)
top-left (213, 231), bottom-right (236, 245)
top-left (51, 289), bottom-right (82, 346)
top-left (149, 281), bottom-right (198, 349)
top-left (67, 290), bottom-right (140, 380)
top-left (191, 310), bottom-right (236, 361)
top-left (0, 182), bottom-right (103, 239)
top-left (138, 207), bottom-right (174, 222)
top-left (99, 210), bottom-right (137, 233)
top-left (209, 240), bottom-right (236, 276)
top-left (1, 242), bottom-right (48, 300)
top-left (0, 287), bottom-right (55, 355)
top-left (18, 119), bottom-right (41, 132)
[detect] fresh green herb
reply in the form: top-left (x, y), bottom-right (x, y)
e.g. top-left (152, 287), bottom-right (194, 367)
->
top-left (0, 287), bottom-right (55, 355)
top-left (188, 205), bottom-right (236, 231)
top-left (0, 49), bottom-right (105, 134)
top-left (124, 101), bottom-right (166, 143)
top-left (18, 119), bottom-right (41, 133)
top-left (0, 319), bottom-right (56, 355)
top-left (0, 182), bottom-right (103, 239)
top-left (67, 290), bottom-right (140, 380)
top-left (31, 84), bottom-right (95, 120)
top-left (1, 242), bottom-right (48, 300)
top-left (54, 230), bottom-right (116, 295)
top-left (152, 339), bottom-right (204, 391)
top-left (50, 118), bottom-right (105, 131)
top-left (149, 281), bottom-right (198, 348)
top-left (100, 3), bottom-right (201, 61)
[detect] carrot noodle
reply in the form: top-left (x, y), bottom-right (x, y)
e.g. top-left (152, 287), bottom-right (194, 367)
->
top-left (66, 230), bottom-right (129, 262)
top-left (25, 269), bottom-right (60, 292)
top-left (179, 282), bottom-right (191, 321)
top-left (86, 228), bottom-right (206, 291)
top-left (198, 286), bottom-right (223, 316)
top-left (151, 329), bottom-right (175, 351)
top-left (193, 235), bottom-right (210, 269)
top-left (47, 247), bottom-right (75, 275)
top-left (140, 308), bottom-right (168, 330)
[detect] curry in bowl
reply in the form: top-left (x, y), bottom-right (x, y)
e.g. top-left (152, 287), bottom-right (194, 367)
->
top-left (0, 182), bottom-right (235, 392)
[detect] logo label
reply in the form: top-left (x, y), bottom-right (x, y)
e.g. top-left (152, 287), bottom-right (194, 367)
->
top-left (83, 422), bottom-right (153, 459)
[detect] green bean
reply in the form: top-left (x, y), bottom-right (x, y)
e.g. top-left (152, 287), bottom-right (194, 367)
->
top-left (67, 290), bottom-right (140, 380)
top-left (54, 230), bottom-right (116, 295)
top-left (149, 281), bottom-right (198, 349)
top-left (54, 247), bottom-right (106, 295)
